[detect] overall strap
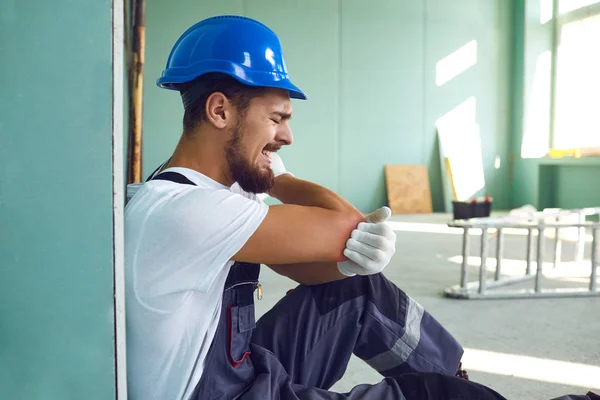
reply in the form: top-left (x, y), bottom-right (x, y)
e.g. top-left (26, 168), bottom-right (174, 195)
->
top-left (151, 168), bottom-right (260, 283)
top-left (151, 171), bottom-right (196, 186)
top-left (145, 158), bottom-right (173, 182)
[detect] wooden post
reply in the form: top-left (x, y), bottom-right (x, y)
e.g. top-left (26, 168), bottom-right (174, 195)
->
top-left (126, 0), bottom-right (146, 183)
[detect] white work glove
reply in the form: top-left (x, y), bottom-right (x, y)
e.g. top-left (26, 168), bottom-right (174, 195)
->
top-left (337, 206), bottom-right (396, 276)
top-left (258, 153), bottom-right (293, 200)
top-left (269, 152), bottom-right (294, 178)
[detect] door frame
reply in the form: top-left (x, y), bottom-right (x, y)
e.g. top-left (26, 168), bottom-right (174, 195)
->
top-left (112, 0), bottom-right (127, 398)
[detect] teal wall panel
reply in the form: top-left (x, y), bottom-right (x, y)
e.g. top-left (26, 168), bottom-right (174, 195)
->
top-left (424, 0), bottom-right (511, 210)
top-left (143, 0), bottom-right (512, 212)
top-left (556, 166), bottom-right (600, 209)
top-left (509, 0), bottom-right (526, 158)
top-left (142, 1), bottom-right (244, 181)
top-left (339, 0), bottom-right (425, 211)
top-left (245, 0), bottom-right (342, 192)
top-left (0, 0), bottom-right (116, 399)
top-left (510, 0), bottom-right (550, 208)
top-left (511, 158), bottom-right (540, 207)
top-left (512, 158), bottom-right (600, 209)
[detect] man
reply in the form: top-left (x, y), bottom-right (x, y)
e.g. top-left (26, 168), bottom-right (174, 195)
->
top-left (125, 15), bottom-right (507, 400)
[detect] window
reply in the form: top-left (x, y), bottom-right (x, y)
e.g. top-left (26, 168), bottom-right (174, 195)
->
top-left (559, 0), bottom-right (600, 14)
top-left (552, 12), bottom-right (600, 149)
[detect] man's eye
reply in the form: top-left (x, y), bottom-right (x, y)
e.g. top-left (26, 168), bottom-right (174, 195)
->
top-left (271, 118), bottom-right (280, 124)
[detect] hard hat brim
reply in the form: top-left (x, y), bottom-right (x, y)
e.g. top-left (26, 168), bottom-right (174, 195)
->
top-left (156, 59), bottom-right (307, 100)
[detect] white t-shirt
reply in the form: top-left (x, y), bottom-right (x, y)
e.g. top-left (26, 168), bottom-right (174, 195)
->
top-left (124, 167), bottom-right (268, 400)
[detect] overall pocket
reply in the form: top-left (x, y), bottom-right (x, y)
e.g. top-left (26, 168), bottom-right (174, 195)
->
top-left (227, 303), bottom-right (256, 367)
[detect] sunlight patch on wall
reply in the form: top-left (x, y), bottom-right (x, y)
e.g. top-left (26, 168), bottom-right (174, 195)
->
top-left (521, 51), bottom-right (552, 158)
top-left (436, 40), bottom-right (478, 87)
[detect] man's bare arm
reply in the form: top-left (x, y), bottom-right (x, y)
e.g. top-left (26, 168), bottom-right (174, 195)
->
top-left (265, 207), bottom-right (396, 285)
top-left (267, 174), bottom-right (360, 211)
top-left (232, 175), bottom-right (365, 265)
top-left (267, 262), bottom-right (347, 286)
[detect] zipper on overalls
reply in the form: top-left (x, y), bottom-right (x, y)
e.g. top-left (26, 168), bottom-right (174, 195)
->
top-left (225, 281), bottom-right (263, 300)
top-left (255, 282), bottom-right (263, 300)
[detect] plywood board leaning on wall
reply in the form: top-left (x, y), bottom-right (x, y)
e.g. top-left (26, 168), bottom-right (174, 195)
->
top-left (385, 165), bottom-right (433, 214)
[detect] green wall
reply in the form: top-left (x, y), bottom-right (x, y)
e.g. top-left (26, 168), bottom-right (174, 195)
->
top-left (509, 0), bottom-right (526, 159)
top-left (512, 157), bottom-right (600, 209)
top-left (510, 0), bottom-right (600, 209)
top-left (0, 1), bottom-right (117, 399)
top-left (142, 0), bottom-right (512, 212)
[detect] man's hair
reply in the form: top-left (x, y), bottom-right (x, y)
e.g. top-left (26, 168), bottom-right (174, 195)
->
top-left (180, 73), bottom-right (267, 133)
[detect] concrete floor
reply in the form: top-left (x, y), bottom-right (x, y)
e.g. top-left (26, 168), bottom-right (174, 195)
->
top-left (255, 213), bottom-right (600, 399)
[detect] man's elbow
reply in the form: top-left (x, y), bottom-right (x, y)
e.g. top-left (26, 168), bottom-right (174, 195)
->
top-left (328, 209), bottom-right (366, 262)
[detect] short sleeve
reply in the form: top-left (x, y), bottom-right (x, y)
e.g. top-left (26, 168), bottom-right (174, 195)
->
top-left (135, 187), bottom-right (268, 301)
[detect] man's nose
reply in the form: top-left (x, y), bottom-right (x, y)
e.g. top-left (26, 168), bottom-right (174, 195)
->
top-left (276, 125), bottom-right (293, 146)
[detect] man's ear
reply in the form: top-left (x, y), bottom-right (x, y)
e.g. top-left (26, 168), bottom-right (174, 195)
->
top-left (205, 92), bottom-right (231, 129)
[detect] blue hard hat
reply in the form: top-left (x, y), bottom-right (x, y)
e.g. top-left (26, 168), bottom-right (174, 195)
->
top-left (157, 15), bottom-right (307, 100)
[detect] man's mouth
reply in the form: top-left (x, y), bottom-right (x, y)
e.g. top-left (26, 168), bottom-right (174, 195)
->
top-left (260, 145), bottom-right (281, 163)
top-left (260, 150), bottom-right (272, 164)
top-left (261, 149), bottom-right (272, 158)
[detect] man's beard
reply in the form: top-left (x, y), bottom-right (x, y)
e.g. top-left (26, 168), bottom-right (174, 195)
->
top-left (225, 121), bottom-right (275, 194)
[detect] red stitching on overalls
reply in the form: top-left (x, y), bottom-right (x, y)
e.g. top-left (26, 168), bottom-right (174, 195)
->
top-left (227, 306), bottom-right (251, 367)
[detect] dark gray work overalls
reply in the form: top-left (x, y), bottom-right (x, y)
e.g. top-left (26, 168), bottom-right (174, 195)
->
top-left (150, 171), bottom-right (508, 400)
